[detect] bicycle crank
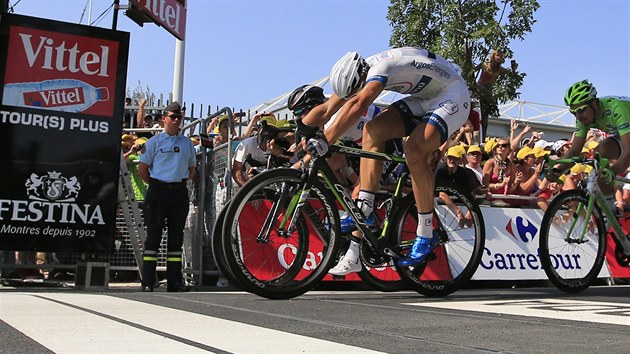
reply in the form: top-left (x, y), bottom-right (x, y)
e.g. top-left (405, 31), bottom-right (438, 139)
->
top-left (359, 240), bottom-right (389, 267)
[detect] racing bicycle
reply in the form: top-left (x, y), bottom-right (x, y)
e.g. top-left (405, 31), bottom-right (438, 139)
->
top-left (539, 155), bottom-right (630, 293)
top-left (219, 139), bottom-right (485, 299)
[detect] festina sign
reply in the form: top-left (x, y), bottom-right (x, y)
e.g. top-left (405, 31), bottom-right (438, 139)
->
top-left (130, 0), bottom-right (186, 40)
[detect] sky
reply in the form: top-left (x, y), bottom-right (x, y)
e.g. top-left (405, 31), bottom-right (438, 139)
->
top-left (5, 0), bottom-right (630, 116)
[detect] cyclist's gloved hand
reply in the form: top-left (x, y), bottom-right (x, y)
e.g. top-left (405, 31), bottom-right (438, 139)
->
top-left (600, 168), bottom-right (615, 184)
top-left (307, 136), bottom-right (329, 158)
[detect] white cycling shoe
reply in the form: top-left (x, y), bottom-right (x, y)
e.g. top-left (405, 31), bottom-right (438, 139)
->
top-left (328, 255), bottom-right (362, 276)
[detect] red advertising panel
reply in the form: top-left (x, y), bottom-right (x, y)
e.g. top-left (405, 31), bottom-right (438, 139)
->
top-left (0, 14), bottom-right (130, 253)
top-left (129, 0), bottom-right (186, 40)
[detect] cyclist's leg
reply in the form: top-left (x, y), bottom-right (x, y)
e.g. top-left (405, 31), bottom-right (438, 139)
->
top-left (398, 90), bottom-right (471, 266)
top-left (330, 107), bottom-right (407, 276)
top-left (361, 107), bottom-right (407, 193)
top-left (595, 136), bottom-right (621, 205)
top-left (397, 121), bottom-right (441, 266)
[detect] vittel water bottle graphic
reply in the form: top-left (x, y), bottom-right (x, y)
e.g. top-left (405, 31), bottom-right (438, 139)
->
top-left (2, 79), bottom-right (109, 112)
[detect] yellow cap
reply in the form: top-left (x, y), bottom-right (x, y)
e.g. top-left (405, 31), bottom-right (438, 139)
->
top-left (570, 163), bottom-right (593, 175)
top-left (259, 114), bottom-right (277, 127)
top-left (585, 140), bottom-right (599, 150)
top-left (531, 146), bottom-right (551, 158)
top-left (216, 115), bottom-right (229, 125)
top-left (447, 145), bottom-right (466, 158)
top-left (275, 119), bottom-right (293, 128)
top-left (135, 137), bottom-right (148, 146)
top-left (516, 146), bottom-right (535, 160)
top-left (484, 138), bottom-right (497, 154)
top-left (213, 115), bottom-right (231, 133)
top-left (467, 145), bottom-right (482, 154)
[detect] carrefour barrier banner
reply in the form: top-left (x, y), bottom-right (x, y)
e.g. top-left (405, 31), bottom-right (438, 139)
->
top-left (0, 14), bottom-right (129, 252)
top-left (474, 206), bottom-right (610, 280)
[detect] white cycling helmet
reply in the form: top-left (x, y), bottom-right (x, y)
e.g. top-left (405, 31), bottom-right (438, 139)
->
top-left (330, 51), bottom-right (367, 99)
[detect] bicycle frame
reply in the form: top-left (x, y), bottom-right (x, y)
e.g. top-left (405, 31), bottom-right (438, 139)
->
top-left (277, 143), bottom-right (411, 257)
top-left (547, 156), bottom-right (630, 256)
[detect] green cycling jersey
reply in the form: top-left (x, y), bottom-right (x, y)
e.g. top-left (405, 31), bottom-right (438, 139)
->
top-left (575, 96), bottom-right (630, 138)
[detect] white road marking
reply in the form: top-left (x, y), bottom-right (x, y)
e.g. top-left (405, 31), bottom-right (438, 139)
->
top-left (406, 298), bottom-right (630, 326)
top-left (0, 293), bottom-right (383, 353)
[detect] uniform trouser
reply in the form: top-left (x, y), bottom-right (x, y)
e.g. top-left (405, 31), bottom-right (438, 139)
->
top-left (141, 185), bottom-right (189, 288)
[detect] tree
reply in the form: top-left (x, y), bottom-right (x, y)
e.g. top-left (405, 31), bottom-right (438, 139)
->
top-left (387, 0), bottom-right (540, 134)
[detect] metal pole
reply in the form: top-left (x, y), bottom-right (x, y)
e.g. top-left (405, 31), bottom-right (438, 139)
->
top-left (112, 0), bottom-right (120, 30)
top-left (88, 0), bottom-right (93, 25)
top-left (172, 39), bottom-right (185, 102)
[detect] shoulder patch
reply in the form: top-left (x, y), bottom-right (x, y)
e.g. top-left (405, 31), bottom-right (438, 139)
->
top-left (375, 51), bottom-right (395, 62)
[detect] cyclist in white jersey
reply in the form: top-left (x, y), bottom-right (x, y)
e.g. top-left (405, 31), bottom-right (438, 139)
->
top-left (302, 47), bottom-right (470, 267)
top-left (289, 84), bottom-right (403, 275)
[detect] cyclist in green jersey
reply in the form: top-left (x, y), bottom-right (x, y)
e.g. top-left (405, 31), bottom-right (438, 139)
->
top-left (557, 80), bottom-right (630, 203)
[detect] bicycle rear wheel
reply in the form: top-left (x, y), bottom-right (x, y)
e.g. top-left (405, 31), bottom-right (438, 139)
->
top-left (539, 189), bottom-right (607, 293)
top-left (394, 184), bottom-right (485, 296)
top-left (357, 194), bottom-right (409, 292)
top-left (222, 168), bottom-right (340, 299)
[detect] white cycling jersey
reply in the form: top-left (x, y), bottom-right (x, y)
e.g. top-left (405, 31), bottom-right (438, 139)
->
top-left (324, 104), bottom-right (381, 146)
top-left (364, 47), bottom-right (470, 142)
top-left (365, 47), bottom-right (463, 99)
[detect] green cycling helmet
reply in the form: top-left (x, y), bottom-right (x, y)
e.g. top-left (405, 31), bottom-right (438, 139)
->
top-left (564, 80), bottom-right (597, 106)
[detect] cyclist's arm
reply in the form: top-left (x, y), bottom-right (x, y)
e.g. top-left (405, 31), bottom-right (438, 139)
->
top-left (612, 133), bottom-right (630, 175)
top-left (301, 94), bottom-right (346, 128)
top-left (324, 81), bottom-right (384, 143)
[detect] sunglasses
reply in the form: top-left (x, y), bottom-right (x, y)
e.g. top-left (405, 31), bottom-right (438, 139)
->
top-left (293, 107), bottom-right (309, 117)
top-left (569, 104), bottom-right (589, 115)
top-left (167, 113), bottom-right (182, 120)
top-left (496, 143), bottom-right (509, 149)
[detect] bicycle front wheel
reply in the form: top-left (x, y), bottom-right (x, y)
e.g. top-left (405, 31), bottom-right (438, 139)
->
top-left (221, 168), bottom-right (340, 299)
top-left (211, 199), bottom-right (248, 289)
top-left (394, 184), bottom-right (485, 297)
top-left (539, 189), bottom-right (607, 293)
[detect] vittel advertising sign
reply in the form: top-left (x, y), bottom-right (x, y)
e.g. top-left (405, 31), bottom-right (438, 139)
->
top-left (0, 14), bottom-right (130, 252)
top-left (129, 0), bottom-right (186, 40)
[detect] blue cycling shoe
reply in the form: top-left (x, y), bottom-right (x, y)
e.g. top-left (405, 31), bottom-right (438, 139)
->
top-left (340, 213), bottom-right (377, 234)
top-left (397, 233), bottom-right (440, 267)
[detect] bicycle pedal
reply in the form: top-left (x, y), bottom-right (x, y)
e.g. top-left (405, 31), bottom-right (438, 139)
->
top-left (427, 252), bottom-right (437, 261)
top-left (331, 274), bottom-right (346, 280)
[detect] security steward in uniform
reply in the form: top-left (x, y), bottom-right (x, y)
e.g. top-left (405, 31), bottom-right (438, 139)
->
top-left (138, 101), bottom-right (197, 292)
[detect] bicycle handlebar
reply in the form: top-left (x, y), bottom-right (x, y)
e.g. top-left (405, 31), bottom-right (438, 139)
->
top-left (541, 154), bottom-right (630, 186)
top-left (543, 154), bottom-right (610, 175)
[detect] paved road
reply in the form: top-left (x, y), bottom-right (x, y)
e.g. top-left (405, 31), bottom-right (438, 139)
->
top-left (2, 284), bottom-right (630, 353)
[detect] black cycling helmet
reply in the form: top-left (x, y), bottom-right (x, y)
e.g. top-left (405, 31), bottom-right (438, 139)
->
top-left (287, 85), bottom-right (325, 113)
